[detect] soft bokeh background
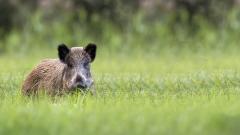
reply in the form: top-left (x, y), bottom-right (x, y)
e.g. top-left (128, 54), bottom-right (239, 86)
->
top-left (0, 0), bottom-right (240, 53)
top-left (1, 0), bottom-right (240, 135)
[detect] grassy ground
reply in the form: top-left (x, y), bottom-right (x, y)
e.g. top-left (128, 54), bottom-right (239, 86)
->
top-left (1, 48), bottom-right (240, 135)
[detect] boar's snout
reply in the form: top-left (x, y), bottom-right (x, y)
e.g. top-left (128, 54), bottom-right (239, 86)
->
top-left (75, 75), bottom-right (94, 89)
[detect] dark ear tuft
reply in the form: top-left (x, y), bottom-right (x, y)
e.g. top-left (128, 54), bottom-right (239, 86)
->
top-left (58, 44), bottom-right (70, 63)
top-left (84, 43), bottom-right (97, 62)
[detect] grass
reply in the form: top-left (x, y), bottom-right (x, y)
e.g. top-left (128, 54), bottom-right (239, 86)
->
top-left (1, 7), bottom-right (240, 135)
top-left (1, 48), bottom-right (240, 135)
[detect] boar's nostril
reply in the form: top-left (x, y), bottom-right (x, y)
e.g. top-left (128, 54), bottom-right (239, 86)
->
top-left (76, 75), bottom-right (83, 83)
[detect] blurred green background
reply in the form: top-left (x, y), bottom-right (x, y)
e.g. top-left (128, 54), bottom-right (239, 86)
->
top-left (0, 0), bottom-right (240, 54)
top-left (2, 0), bottom-right (240, 135)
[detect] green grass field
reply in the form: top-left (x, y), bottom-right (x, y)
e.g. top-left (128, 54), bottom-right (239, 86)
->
top-left (1, 48), bottom-right (240, 135)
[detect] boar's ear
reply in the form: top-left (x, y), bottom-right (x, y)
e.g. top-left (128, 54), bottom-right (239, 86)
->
top-left (84, 43), bottom-right (97, 62)
top-left (58, 44), bottom-right (70, 63)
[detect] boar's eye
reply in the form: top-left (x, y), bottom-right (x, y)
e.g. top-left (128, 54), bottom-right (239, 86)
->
top-left (68, 63), bottom-right (73, 68)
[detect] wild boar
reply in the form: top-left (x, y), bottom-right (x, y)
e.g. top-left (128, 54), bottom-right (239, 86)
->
top-left (22, 43), bottom-right (97, 95)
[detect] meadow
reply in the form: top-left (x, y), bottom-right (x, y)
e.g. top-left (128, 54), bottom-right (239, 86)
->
top-left (1, 45), bottom-right (240, 135)
top-left (1, 9), bottom-right (240, 134)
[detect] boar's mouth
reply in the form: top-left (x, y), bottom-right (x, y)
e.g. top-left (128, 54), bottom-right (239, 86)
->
top-left (71, 84), bottom-right (88, 92)
top-left (77, 84), bottom-right (87, 89)
top-left (70, 83), bottom-right (94, 92)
